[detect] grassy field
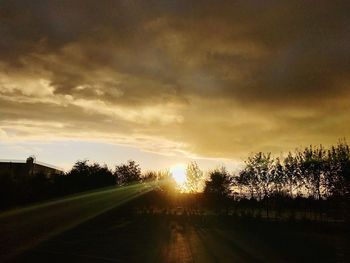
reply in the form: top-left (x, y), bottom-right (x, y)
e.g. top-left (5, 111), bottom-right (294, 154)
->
top-left (0, 183), bottom-right (153, 261)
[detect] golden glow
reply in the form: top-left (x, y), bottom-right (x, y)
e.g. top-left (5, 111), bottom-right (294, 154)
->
top-left (170, 163), bottom-right (187, 189)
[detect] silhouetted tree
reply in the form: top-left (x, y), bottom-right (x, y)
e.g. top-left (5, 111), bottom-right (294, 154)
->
top-left (336, 142), bottom-right (350, 198)
top-left (298, 146), bottom-right (325, 199)
top-left (66, 160), bottom-right (115, 191)
top-left (324, 141), bottom-right (350, 198)
top-left (238, 152), bottom-right (274, 200)
top-left (237, 168), bottom-right (255, 199)
top-left (114, 160), bottom-right (141, 185)
top-left (204, 167), bottom-right (232, 214)
top-left (69, 160), bottom-right (90, 177)
top-left (271, 157), bottom-right (286, 195)
top-left (204, 167), bottom-right (231, 198)
top-left (283, 152), bottom-right (301, 197)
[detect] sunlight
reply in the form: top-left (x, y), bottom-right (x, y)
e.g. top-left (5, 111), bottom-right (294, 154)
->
top-left (170, 163), bottom-right (187, 189)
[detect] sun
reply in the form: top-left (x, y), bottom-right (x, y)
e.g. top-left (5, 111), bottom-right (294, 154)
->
top-left (170, 163), bottom-right (187, 189)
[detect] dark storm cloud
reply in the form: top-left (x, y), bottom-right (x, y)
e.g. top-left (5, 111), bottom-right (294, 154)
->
top-left (0, 0), bottom-right (349, 158)
top-left (2, 0), bottom-right (349, 102)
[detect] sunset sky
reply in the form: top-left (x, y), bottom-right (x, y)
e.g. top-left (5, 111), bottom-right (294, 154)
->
top-left (0, 1), bottom-right (349, 171)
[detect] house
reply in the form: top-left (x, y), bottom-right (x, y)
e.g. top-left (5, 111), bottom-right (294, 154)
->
top-left (0, 156), bottom-right (63, 179)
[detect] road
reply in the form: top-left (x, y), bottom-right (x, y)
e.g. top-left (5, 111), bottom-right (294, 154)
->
top-left (1, 185), bottom-right (349, 262)
top-left (13, 212), bottom-right (350, 263)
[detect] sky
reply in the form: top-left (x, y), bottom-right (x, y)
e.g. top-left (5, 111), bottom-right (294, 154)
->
top-left (0, 0), bottom-right (349, 171)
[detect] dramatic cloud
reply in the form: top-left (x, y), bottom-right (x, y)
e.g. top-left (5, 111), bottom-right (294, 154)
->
top-left (0, 0), bottom-right (349, 160)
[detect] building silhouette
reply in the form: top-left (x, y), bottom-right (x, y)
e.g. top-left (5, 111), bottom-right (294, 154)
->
top-left (0, 156), bottom-right (63, 179)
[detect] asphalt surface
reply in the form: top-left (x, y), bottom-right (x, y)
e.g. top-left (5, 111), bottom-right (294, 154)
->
top-left (12, 212), bottom-right (350, 263)
top-left (1, 186), bottom-right (349, 262)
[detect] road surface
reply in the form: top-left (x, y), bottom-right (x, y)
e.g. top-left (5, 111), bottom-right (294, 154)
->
top-left (13, 213), bottom-right (350, 263)
top-left (1, 186), bottom-right (349, 262)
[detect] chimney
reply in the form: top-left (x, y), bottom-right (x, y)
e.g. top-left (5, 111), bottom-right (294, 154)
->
top-left (26, 156), bottom-right (35, 164)
top-left (26, 156), bottom-right (35, 176)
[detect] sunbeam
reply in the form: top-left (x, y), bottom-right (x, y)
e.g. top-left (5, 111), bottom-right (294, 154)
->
top-left (0, 181), bottom-right (156, 261)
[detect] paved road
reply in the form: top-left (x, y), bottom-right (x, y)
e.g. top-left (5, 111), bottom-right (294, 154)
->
top-left (13, 212), bottom-right (350, 263)
top-left (157, 221), bottom-right (264, 262)
top-left (14, 218), bottom-right (268, 262)
top-left (1, 186), bottom-right (349, 262)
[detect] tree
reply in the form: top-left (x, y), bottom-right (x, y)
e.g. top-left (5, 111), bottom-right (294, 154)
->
top-left (204, 166), bottom-right (232, 198)
top-left (283, 152), bottom-right (301, 198)
top-left (142, 171), bottom-right (158, 183)
top-left (69, 160), bottom-right (90, 177)
top-left (238, 152), bottom-right (274, 200)
top-left (67, 160), bottom-right (115, 191)
top-left (157, 170), bottom-right (177, 194)
top-left (271, 157), bottom-right (286, 195)
top-left (88, 163), bottom-right (114, 187)
top-left (114, 160), bottom-right (141, 185)
top-left (298, 146), bottom-right (325, 200)
top-left (237, 168), bottom-right (255, 199)
top-left (325, 141), bottom-right (350, 198)
top-left (255, 152), bottom-right (274, 200)
top-left (185, 162), bottom-right (203, 193)
top-left (335, 141), bottom-right (350, 198)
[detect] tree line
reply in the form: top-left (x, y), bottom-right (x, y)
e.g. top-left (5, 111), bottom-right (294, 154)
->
top-left (0, 160), bottom-right (144, 209)
top-left (199, 141), bottom-right (350, 220)
top-left (203, 140), bottom-right (350, 201)
top-left (1, 140), bottom-right (349, 217)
